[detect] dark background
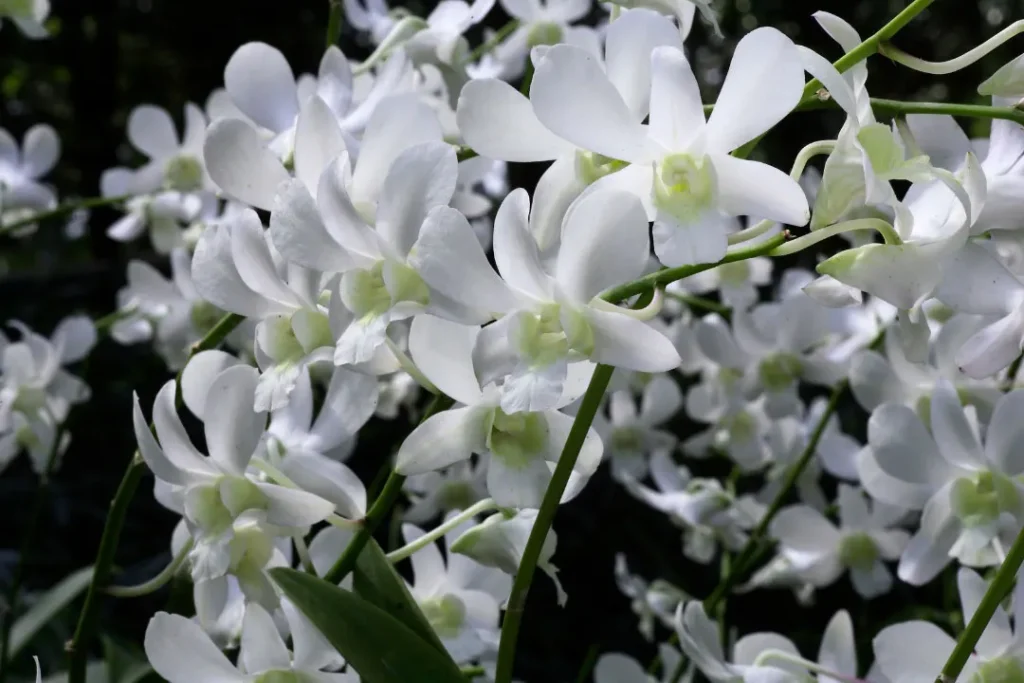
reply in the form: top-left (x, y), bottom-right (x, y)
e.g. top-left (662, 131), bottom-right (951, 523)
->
top-left (0, 0), bottom-right (1015, 680)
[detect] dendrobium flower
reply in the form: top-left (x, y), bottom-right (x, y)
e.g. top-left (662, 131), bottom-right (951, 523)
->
top-left (0, 0), bottom-right (48, 38)
top-left (769, 484), bottom-right (910, 598)
top-left (595, 375), bottom-right (682, 481)
top-left (395, 314), bottom-right (602, 508)
top-left (401, 516), bottom-right (511, 663)
top-left (417, 187), bottom-right (681, 413)
top-left (404, 459), bottom-right (489, 524)
top-left (528, 27), bottom-right (809, 266)
top-left (344, 0), bottom-right (398, 44)
top-left (144, 605), bottom-right (357, 683)
top-left (614, 553), bottom-right (688, 641)
top-left (858, 380), bottom-right (1024, 584)
top-left (122, 104), bottom-right (212, 195)
top-left (494, 0), bottom-right (599, 78)
top-left (0, 124), bottom-right (60, 217)
top-left (133, 365), bottom-right (336, 583)
top-left (677, 603), bottom-right (859, 683)
top-left (874, 567), bottom-right (1024, 683)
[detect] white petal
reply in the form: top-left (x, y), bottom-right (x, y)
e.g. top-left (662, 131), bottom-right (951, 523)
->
top-left (493, 188), bottom-right (554, 300)
top-left (930, 379), bottom-right (986, 469)
top-left (258, 483), bottom-right (336, 527)
top-left (318, 156), bottom-right (384, 261)
top-left (848, 350), bottom-right (905, 411)
top-left (934, 241), bottom-right (1023, 315)
top-left (408, 314), bottom-right (483, 405)
top-left (896, 486), bottom-right (959, 585)
top-left (905, 114), bottom-right (972, 172)
top-left (818, 610), bottom-right (856, 680)
top-left (836, 484), bottom-right (870, 529)
top-left (294, 94), bottom-right (347, 194)
top-left (957, 567), bottom-right (1013, 658)
top-left (640, 375), bottom-right (683, 426)
top-left (694, 315), bottom-right (746, 369)
top-left (710, 154), bottom-right (809, 226)
top-left (128, 105), bottom-right (179, 160)
top-left (279, 454), bottom-right (367, 519)
top-left (556, 190), bottom-right (649, 302)
top-left (593, 653), bottom-right (648, 683)
top-left (181, 351), bottom-right (244, 421)
top-left (584, 307), bottom-right (681, 372)
top-left (411, 206), bottom-right (518, 318)
top-left (241, 603), bottom-right (291, 673)
top-left (985, 390), bottom-right (1024, 474)
top-left (144, 612), bottom-right (245, 683)
top-left (394, 406), bottom-right (491, 474)
top-left (872, 621), bottom-right (969, 683)
top-left (653, 210), bottom-right (730, 268)
top-left (956, 308), bottom-right (1024, 379)
top-left (204, 119), bottom-right (290, 210)
top-left (203, 365), bottom-right (266, 475)
top-left (20, 124), bottom-right (60, 178)
top-left (153, 381), bottom-right (215, 476)
top-left (648, 46), bottom-right (705, 152)
top-left (224, 42), bottom-right (299, 133)
top-left (486, 451), bottom-right (558, 509)
top-left (270, 178), bottom-right (355, 272)
top-left (456, 79), bottom-right (573, 162)
top-left (530, 153), bottom-right (586, 252)
top-left (376, 142), bottom-right (457, 257)
top-left (867, 403), bottom-right (952, 492)
top-left (530, 45), bottom-right (651, 163)
top-left (605, 9), bottom-right (683, 121)
top-left (309, 366), bottom-right (380, 449)
top-left (769, 505), bottom-right (840, 554)
top-left (51, 315), bottom-right (96, 363)
top-left (133, 391), bottom-right (188, 486)
top-left (401, 523), bottom-right (448, 595)
top-left (705, 27), bottom-right (803, 153)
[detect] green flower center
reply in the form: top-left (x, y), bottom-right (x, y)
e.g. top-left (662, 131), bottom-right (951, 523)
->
top-left (970, 657), bottom-right (1024, 683)
top-left (420, 594), bottom-right (466, 638)
top-left (164, 155), bottom-right (204, 192)
top-left (346, 261), bottom-right (429, 322)
top-left (255, 671), bottom-right (304, 683)
top-left (527, 21), bottom-right (563, 48)
top-left (487, 409), bottom-right (549, 469)
top-left (576, 151), bottom-right (628, 185)
top-left (758, 353), bottom-right (802, 392)
top-left (611, 427), bottom-right (644, 453)
top-left (437, 481), bottom-right (477, 511)
top-left (654, 153), bottom-right (715, 222)
top-left (951, 471), bottom-right (1022, 528)
top-left (838, 531), bottom-right (879, 570)
top-left (717, 260), bottom-right (750, 287)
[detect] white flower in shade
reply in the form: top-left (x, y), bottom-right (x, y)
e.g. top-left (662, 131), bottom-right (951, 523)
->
top-left (593, 649), bottom-right (690, 683)
top-left (528, 28), bottom-right (809, 266)
top-left (0, 124), bottom-right (59, 214)
top-left (110, 249), bottom-right (234, 370)
top-left (104, 188), bottom-right (204, 254)
top-left (0, 316), bottom-right (95, 427)
top-left (456, 8), bottom-right (682, 252)
top-left (594, 375), bottom-right (682, 481)
top-left (668, 231), bottom-right (774, 309)
top-left (404, 458), bottom-right (489, 525)
top-left (450, 508), bottom-right (566, 605)
top-left (849, 312), bottom-right (1001, 415)
top-left (603, 0), bottom-right (715, 40)
top-left (873, 567), bottom-right (1024, 683)
top-left (402, 0), bottom-right (496, 68)
top-left (932, 241), bottom-right (1024, 379)
top-left (622, 450), bottom-right (758, 563)
top-left (493, 0), bottom-right (599, 78)
top-left (121, 104), bottom-right (212, 194)
top-left (906, 106), bottom-right (1024, 235)
top-left (0, 0), bottom-right (48, 37)
top-left (676, 603), bottom-right (858, 683)
top-left (144, 604), bottom-right (357, 683)
top-left (614, 553), bottom-right (689, 642)
top-left (684, 373), bottom-right (771, 473)
top-left (416, 187), bottom-right (680, 414)
top-left (769, 484), bottom-right (910, 599)
top-left (133, 365), bottom-right (335, 580)
top-left (0, 408), bottom-right (69, 475)
top-left (376, 370), bottom-right (421, 419)
top-left (192, 208), bottom-right (346, 410)
top-left (344, 0), bottom-right (397, 44)
top-left (395, 314), bottom-right (601, 509)
top-left (857, 380), bottom-right (1024, 584)
top-left (401, 515), bottom-right (511, 663)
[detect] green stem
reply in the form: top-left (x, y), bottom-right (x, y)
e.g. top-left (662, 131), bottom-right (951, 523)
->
top-left (0, 428), bottom-right (64, 682)
top-left (0, 195), bottom-right (133, 236)
top-left (664, 291), bottom-right (730, 316)
top-left (702, 380), bottom-right (846, 613)
top-left (324, 394), bottom-right (455, 584)
top-left (602, 232), bottom-right (787, 303)
top-left (105, 539), bottom-right (194, 598)
top-left (461, 665), bottom-right (486, 680)
top-left (799, 96), bottom-right (1024, 126)
top-left (574, 644), bottom-right (601, 683)
top-left (769, 218), bottom-right (899, 257)
top-left (386, 498), bottom-right (498, 563)
top-left (492, 364), bottom-right (615, 683)
top-left (326, 0), bottom-right (343, 48)
top-left (66, 454), bottom-right (146, 683)
top-left (68, 312), bottom-right (244, 683)
top-left (93, 307), bottom-right (136, 334)
top-left (879, 19), bottom-right (1024, 75)
top-left (464, 19), bottom-right (520, 64)
top-left (519, 61), bottom-right (534, 97)
top-left (733, 0), bottom-right (936, 159)
top-left (936, 525), bottom-right (1024, 683)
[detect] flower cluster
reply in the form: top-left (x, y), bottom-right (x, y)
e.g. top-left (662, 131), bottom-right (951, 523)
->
top-left (8, 1), bottom-right (1024, 683)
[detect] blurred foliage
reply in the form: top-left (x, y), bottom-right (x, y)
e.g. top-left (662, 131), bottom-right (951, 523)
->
top-left (0, 0), bottom-right (1022, 681)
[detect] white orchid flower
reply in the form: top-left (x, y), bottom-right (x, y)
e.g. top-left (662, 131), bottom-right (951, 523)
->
top-left (404, 458), bottom-right (490, 525)
top-left (527, 27), bottom-right (809, 266)
top-left (395, 314), bottom-right (601, 509)
top-left (769, 484), bottom-right (910, 598)
top-left (0, 124), bottom-right (59, 215)
top-left (614, 553), bottom-right (689, 642)
top-left (457, 8), bottom-right (682, 251)
top-left (594, 375), bottom-right (681, 481)
top-left (122, 103), bottom-right (212, 194)
top-left (857, 380), bottom-right (1024, 584)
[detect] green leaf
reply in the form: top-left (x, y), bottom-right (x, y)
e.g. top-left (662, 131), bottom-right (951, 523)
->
top-left (270, 567), bottom-right (465, 683)
top-left (352, 538), bottom-right (447, 655)
top-left (9, 566), bottom-right (94, 659)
